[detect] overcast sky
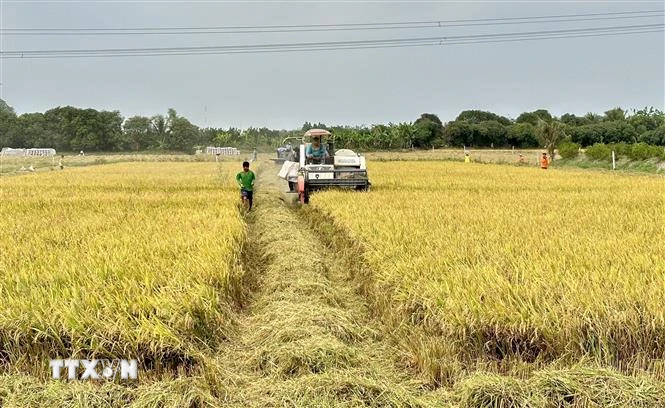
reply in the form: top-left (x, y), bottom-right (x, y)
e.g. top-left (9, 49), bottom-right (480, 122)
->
top-left (1, 1), bottom-right (663, 129)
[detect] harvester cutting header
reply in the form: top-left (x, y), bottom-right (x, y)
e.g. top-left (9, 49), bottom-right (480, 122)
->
top-left (277, 129), bottom-right (371, 204)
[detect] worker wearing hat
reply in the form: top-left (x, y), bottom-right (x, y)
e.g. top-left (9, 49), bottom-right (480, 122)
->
top-left (540, 152), bottom-right (549, 169)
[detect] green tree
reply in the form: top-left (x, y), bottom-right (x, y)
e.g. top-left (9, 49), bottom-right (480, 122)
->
top-left (15, 113), bottom-right (54, 148)
top-left (169, 116), bottom-right (198, 151)
top-left (516, 109), bottom-right (553, 126)
top-left (456, 110), bottom-right (511, 126)
top-left (44, 106), bottom-right (77, 150)
top-left (560, 113), bottom-right (590, 127)
top-left (443, 121), bottom-right (474, 147)
top-left (413, 113), bottom-right (444, 148)
top-left (479, 120), bottom-right (508, 147)
top-left (570, 124), bottom-right (602, 146)
top-left (122, 116), bottom-right (152, 151)
top-left (584, 112), bottom-right (603, 123)
top-left (98, 110), bottom-right (124, 151)
top-left (604, 107), bottom-right (626, 121)
top-left (371, 124), bottom-right (390, 149)
top-left (38, 106), bottom-right (122, 151)
top-left (537, 119), bottom-right (566, 159)
top-left (396, 122), bottom-right (416, 149)
top-left (213, 130), bottom-right (232, 146)
top-left (506, 123), bottom-right (539, 148)
top-left (638, 124), bottom-right (665, 146)
top-left (302, 122), bottom-right (328, 132)
top-left (154, 109), bottom-right (199, 151)
top-left (628, 107), bottom-right (665, 135)
top-left (150, 115), bottom-right (170, 149)
top-left (0, 99), bottom-right (18, 146)
top-left (0, 99), bottom-right (15, 115)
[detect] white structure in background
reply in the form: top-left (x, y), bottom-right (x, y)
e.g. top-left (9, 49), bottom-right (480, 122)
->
top-left (206, 146), bottom-right (240, 155)
top-left (1, 147), bottom-right (56, 156)
top-left (1, 147), bottom-right (27, 156)
top-left (27, 148), bottom-right (56, 157)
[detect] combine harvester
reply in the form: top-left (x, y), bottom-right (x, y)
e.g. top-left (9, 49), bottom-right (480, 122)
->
top-left (278, 129), bottom-right (371, 204)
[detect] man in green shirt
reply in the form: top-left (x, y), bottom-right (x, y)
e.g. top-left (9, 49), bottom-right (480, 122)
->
top-left (236, 161), bottom-right (256, 210)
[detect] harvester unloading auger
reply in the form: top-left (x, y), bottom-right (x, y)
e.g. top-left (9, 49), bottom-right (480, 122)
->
top-left (277, 129), bottom-right (371, 204)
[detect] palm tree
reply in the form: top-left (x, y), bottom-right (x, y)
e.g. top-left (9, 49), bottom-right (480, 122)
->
top-left (537, 119), bottom-right (566, 160)
top-left (150, 115), bottom-right (170, 150)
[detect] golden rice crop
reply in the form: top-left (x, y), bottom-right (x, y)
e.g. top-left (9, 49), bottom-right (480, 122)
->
top-left (0, 162), bottom-right (244, 374)
top-left (0, 152), bottom-right (251, 175)
top-left (313, 162), bottom-right (665, 369)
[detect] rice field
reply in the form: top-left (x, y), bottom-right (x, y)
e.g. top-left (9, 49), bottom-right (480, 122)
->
top-left (312, 161), bottom-right (665, 376)
top-left (2, 157), bottom-right (664, 406)
top-left (0, 162), bottom-right (245, 375)
top-left (0, 152), bottom-right (251, 175)
top-left (365, 148), bottom-right (544, 165)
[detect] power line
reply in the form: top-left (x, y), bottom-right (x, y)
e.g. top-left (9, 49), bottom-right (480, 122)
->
top-left (2, 9), bottom-right (663, 35)
top-left (3, 14), bottom-right (663, 36)
top-left (18, 30), bottom-right (659, 59)
top-left (3, 23), bottom-right (662, 55)
top-left (5, 9), bottom-right (663, 30)
top-left (5, 30), bottom-right (662, 59)
top-left (2, 24), bottom-right (662, 59)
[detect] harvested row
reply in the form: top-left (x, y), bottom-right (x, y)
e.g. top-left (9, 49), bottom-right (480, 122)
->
top-left (0, 162), bottom-right (245, 376)
top-left (3, 363), bottom-right (662, 407)
top-left (0, 374), bottom-right (219, 408)
top-left (311, 161), bottom-right (665, 379)
top-left (206, 169), bottom-right (433, 407)
top-left (453, 365), bottom-right (665, 407)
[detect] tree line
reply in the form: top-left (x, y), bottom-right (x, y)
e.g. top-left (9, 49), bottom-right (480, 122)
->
top-left (1, 99), bottom-right (664, 153)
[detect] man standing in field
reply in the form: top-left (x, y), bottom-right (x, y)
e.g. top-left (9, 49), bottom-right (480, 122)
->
top-left (236, 161), bottom-right (256, 210)
top-left (540, 152), bottom-right (549, 169)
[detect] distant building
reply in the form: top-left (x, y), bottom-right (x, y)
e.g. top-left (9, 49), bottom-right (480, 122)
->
top-left (1, 147), bottom-right (56, 157)
top-left (26, 148), bottom-right (57, 157)
top-left (206, 146), bottom-right (240, 155)
top-left (1, 147), bottom-right (26, 156)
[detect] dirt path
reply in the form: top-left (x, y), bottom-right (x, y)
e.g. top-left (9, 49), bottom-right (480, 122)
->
top-left (211, 161), bottom-right (443, 407)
